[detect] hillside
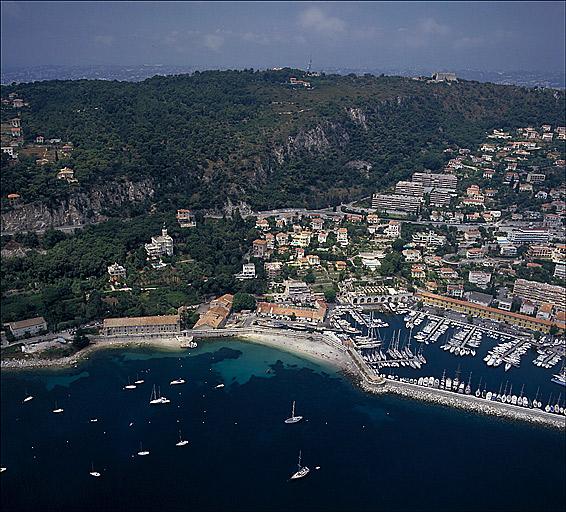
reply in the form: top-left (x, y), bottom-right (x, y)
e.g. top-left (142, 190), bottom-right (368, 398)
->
top-left (2, 69), bottom-right (565, 224)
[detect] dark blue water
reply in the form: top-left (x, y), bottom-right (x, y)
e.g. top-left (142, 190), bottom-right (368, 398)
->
top-left (1, 337), bottom-right (565, 512)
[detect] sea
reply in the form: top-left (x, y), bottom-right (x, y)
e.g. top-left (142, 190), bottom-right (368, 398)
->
top-left (1, 322), bottom-right (565, 512)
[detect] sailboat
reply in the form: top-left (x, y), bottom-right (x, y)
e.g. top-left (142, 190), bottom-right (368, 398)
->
top-left (23, 388), bottom-right (33, 403)
top-left (149, 385), bottom-right (170, 404)
top-left (475, 376), bottom-right (483, 398)
top-left (284, 401), bottom-right (303, 424)
top-left (134, 373), bottom-right (145, 385)
top-left (289, 450), bottom-right (310, 480)
top-left (158, 386), bottom-right (170, 404)
top-left (138, 442), bottom-right (150, 456)
top-left (90, 462), bottom-right (101, 477)
top-left (53, 402), bottom-right (64, 413)
top-left (124, 377), bottom-right (137, 390)
top-left (176, 430), bottom-right (189, 446)
top-left (170, 378), bottom-right (185, 385)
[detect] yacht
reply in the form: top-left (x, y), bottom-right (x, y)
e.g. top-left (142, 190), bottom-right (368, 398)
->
top-left (170, 378), bottom-right (185, 385)
top-left (289, 450), bottom-right (310, 480)
top-left (176, 430), bottom-right (189, 446)
top-left (284, 401), bottom-right (303, 424)
top-left (90, 462), bottom-right (101, 477)
top-left (137, 442), bottom-right (150, 456)
top-left (124, 377), bottom-right (137, 390)
top-left (53, 402), bottom-right (64, 414)
top-left (134, 374), bottom-right (145, 385)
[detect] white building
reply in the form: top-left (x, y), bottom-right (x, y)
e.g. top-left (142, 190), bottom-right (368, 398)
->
top-left (337, 228), bottom-right (349, 247)
top-left (508, 228), bottom-right (550, 246)
top-left (236, 263), bottom-right (256, 280)
top-left (145, 225), bottom-right (173, 258)
top-left (108, 262), bottom-right (126, 282)
top-left (385, 221), bottom-right (401, 238)
top-left (468, 270), bottom-right (491, 289)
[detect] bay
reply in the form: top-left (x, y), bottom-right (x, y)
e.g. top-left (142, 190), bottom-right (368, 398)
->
top-left (1, 337), bottom-right (564, 512)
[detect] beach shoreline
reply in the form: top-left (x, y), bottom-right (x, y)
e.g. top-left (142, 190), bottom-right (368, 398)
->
top-left (2, 328), bottom-right (564, 429)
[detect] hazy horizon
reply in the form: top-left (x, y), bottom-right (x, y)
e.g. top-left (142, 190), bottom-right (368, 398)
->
top-left (1, 1), bottom-right (565, 74)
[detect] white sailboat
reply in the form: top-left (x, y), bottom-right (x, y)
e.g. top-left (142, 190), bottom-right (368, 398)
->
top-left (124, 377), bottom-right (137, 390)
top-left (284, 401), bottom-right (303, 424)
top-left (138, 442), bottom-right (150, 456)
top-left (90, 462), bottom-right (101, 477)
top-left (175, 430), bottom-right (189, 446)
top-left (53, 402), bottom-right (64, 413)
top-left (23, 388), bottom-right (33, 403)
top-left (134, 373), bottom-right (145, 385)
top-left (289, 450), bottom-right (310, 480)
top-left (170, 378), bottom-right (185, 385)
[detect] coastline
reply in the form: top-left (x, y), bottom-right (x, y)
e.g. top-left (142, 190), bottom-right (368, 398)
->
top-left (2, 328), bottom-right (564, 430)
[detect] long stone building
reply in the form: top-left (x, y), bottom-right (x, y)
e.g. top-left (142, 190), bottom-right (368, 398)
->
top-left (417, 292), bottom-right (565, 333)
top-left (512, 279), bottom-right (566, 312)
top-left (103, 315), bottom-right (181, 336)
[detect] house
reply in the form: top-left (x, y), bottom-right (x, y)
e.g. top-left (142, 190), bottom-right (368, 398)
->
top-left (527, 246), bottom-right (553, 259)
top-left (468, 270), bottom-right (491, 289)
top-left (107, 262), bottom-right (126, 282)
top-left (402, 249), bottom-right (422, 262)
top-left (467, 185), bottom-right (481, 197)
top-left (8, 316), bottom-right (48, 338)
top-left (385, 221), bottom-right (401, 238)
top-left (482, 170), bottom-right (495, 179)
top-left (367, 214), bottom-right (379, 225)
top-left (317, 232), bottom-right (328, 244)
top-left (439, 267), bottom-right (459, 279)
top-left (276, 232), bottom-right (289, 246)
top-left (425, 281), bottom-right (439, 292)
top-left (36, 135), bottom-right (44, 144)
top-left (256, 218), bottom-right (270, 231)
top-left (311, 218), bottom-right (324, 231)
top-left (536, 303), bottom-right (553, 321)
top-left (56, 167), bottom-right (76, 182)
top-left (236, 263), bottom-right (256, 280)
top-left (335, 261), bottom-right (347, 271)
top-left (464, 230), bottom-right (481, 242)
top-left (307, 254), bottom-right (320, 266)
top-left (144, 225), bottom-right (173, 258)
top-left (520, 301), bottom-right (536, 316)
top-left (519, 183), bottom-right (533, 193)
top-left (252, 239), bottom-right (268, 258)
top-left (265, 233), bottom-right (275, 249)
top-left (11, 127), bottom-right (21, 137)
top-left (466, 248), bottom-right (485, 259)
top-left (411, 265), bottom-right (426, 279)
top-left (337, 228), bottom-right (348, 247)
top-left (498, 299), bottom-right (513, 311)
top-left (176, 209), bottom-right (196, 227)
top-left (264, 261), bottom-right (283, 280)
top-left (536, 191), bottom-right (548, 200)
top-left (11, 118), bottom-right (21, 127)
top-left (446, 284), bottom-right (464, 298)
top-left (193, 294), bottom-right (233, 330)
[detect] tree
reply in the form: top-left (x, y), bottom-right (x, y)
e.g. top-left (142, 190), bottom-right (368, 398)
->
top-left (533, 331), bottom-right (541, 341)
top-left (232, 292), bottom-right (256, 312)
top-left (303, 272), bottom-right (315, 284)
top-left (324, 289), bottom-right (337, 302)
top-left (72, 328), bottom-right (90, 350)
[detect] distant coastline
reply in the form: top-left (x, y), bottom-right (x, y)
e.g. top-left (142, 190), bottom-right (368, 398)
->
top-left (2, 328), bottom-right (564, 430)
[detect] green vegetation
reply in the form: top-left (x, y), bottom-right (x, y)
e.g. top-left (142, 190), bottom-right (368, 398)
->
top-left (3, 70), bottom-right (564, 212)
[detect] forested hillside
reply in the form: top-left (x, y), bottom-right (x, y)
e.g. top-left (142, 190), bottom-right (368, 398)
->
top-left (2, 68), bottom-right (565, 214)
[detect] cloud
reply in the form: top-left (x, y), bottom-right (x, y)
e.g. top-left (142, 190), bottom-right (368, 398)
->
top-left (298, 7), bottom-right (347, 35)
top-left (453, 29), bottom-right (516, 50)
top-left (94, 35), bottom-right (115, 46)
top-left (418, 17), bottom-right (451, 37)
top-left (395, 17), bottom-right (451, 48)
top-left (202, 33), bottom-right (224, 52)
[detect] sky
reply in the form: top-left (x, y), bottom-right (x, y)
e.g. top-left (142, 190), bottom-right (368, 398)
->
top-left (1, 1), bottom-right (565, 73)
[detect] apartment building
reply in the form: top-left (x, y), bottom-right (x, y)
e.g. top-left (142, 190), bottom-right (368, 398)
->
top-left (412, 172), bottom-right (457, 190)
top-left (395, 181), bottom-right (424, 197)
top-left (372, 194), bottom-right (421, 213)
top-left (513, 279), bottom-right (566, 312)
top-left (508, 228), bottom-right (550, 246)
top-left (468, 270), bottom-right (491, 289)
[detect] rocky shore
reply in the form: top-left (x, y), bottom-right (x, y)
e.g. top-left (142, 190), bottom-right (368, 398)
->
top-left (2, 328), bottom-right (564, 429)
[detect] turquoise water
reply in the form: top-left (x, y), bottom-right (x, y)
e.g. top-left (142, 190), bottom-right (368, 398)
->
top-left (1, 338), bottom-right (564, 511)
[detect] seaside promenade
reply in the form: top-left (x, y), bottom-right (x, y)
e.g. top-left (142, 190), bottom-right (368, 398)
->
top-left (2, 326), bottom-right (564, 429)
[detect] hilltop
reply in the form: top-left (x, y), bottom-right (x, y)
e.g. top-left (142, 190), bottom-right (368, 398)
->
top-left (2, 68), bottom-right (565, 227)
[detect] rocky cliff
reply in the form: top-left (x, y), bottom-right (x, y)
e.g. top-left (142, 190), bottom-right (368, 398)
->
top-left (1, 179), bottom-right (155, 234)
